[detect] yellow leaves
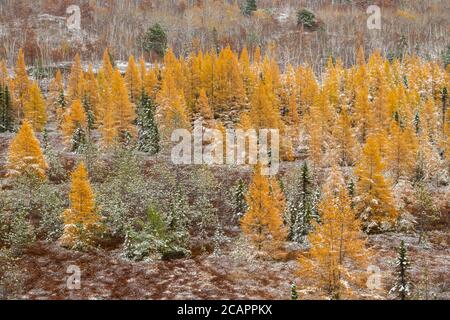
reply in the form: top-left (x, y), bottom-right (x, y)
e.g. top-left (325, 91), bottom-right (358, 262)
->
top-left (111, 69), bottom-right (137, 139)
top-left (298, 166), bottom-right (368, 299)
top-left (241, 164), bottom-right (287, 257)
top-left (61, 161), bottom-right (101, 248)
top-left (14, 48), bottom-right (30, 117)
top-left (125, 55), bottom-right (142, 103)
top-left (355, 136), bottom-right (398, 231)
top-left (24, 82), bottom-right (47, 132)
top-left (7, 120), bottom-right (47, 180)
top-left (67, 53), bottom-right (84, 103)
top-left (196, 88), bottom-right (213, 120)
top-left (61, 99), bottom-right (87, 144)
top-left (386, 121), bottom-right (418, 183)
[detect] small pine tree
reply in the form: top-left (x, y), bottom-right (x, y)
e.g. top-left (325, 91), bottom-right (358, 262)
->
top-left (390, 240), bottom-right (413, 300)
top-left (143, 23), bottom-right (168, 59)
top-left (291, 282), bottom-right (298, 300)
top-left (243, 0), bottom-right (257, 16)
top-left (0, 84), bottom-right (13, 132)
top-left (137, 91), bottom-right (160, 155)
top-left (232, 178), bottom-right (248, 219)
top-left (56, 89), bottom-right (67, 122)
top-left (71, 127), bottom-right (87, 153)
top-left (286, 162), bottom-right (319, 243)
top-left (81, 95), bottom-right (95, 132)
top-left (297, 9), bottom-right (316, 28)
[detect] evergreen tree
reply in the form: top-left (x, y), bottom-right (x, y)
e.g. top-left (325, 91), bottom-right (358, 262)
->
top-left (71, 127), bottom-right (87, 154)
top-left (0, 84), bottom-right (13, 132)
top-left (390, 240), bottom-right (413, 300)
top-left (82, 95), bottom-right (95, 132)
top-left (142, 23), bottom-right (168, 59)
top-left (286, 162), bottom-right (319, 243)
top-left (137, 90), bottom-right (160, 155)
top-left (291, 282), bottom-right (298, 300)
top-left (243, 0), bottom-right (257, 16)
top-left (232, 178), bottom-right (248, 219)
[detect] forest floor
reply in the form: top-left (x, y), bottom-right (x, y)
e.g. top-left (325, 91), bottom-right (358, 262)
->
top-left (15, 230), bottom-right (449, 300)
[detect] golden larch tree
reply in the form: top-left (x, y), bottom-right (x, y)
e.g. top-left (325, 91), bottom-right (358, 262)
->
top-left (61, 161), bottom-right (101, 248)
top-left (24, 82), bottom-right (47, 132)
top-left (111, 70), bottom-right (137, 141)
top-left (386, 121), bottom-right (418, 183)
top-left (298, 166), bottom-right (368, 299)
top-left (125, 55), bottom-right (142, 103)
top-left (14, 48), bottom-right (30, 119)
top-left (355, 136), bottom-right (398, 232)
top-left (7, 120), bottom-right (47, 179)
top-left (241, 164), bottom-right (287, 257)
top-left (195, 88), bottom-right (213, 120)
top-left (99, 90), bottom-right (118, 149)
top-left (61, 99), bottom-right (88, 145)
top-left (67, 53), bottom-right (84, 103)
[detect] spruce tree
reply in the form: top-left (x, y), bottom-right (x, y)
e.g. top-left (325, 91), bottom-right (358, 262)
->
top-left (143, 23), bottom-right (168, 59)
top-left (137, 90), bottom-right (160, 155)
top-left (82, 95), bottom-right (95, 133)
top-left (0, 84), bottom-right (13, 132)
top-left (232, 178), bottom-right (248, 219)
top-left (390, 240), bottom-right (413, 300)
top-left (286, 162), bottom-right (319, 243)
top-left (71, 127), bottom-right (87, 153)
top-left (291, 282), bottom-right (298, 300)
top-left (244, 0), bottom-right (257, 16)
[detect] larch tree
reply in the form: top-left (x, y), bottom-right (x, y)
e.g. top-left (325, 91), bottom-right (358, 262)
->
top-left (61, 161), bottom-right (102, 249)
top-left (67, 53), bottom-right (84, 103)
top-left (354, 84), bottom-right (374, 143)
top-left (298, 166), bottom-right (368, 300)
top-left (47, 69), bottom-right (64, 117)
top-left (195, 88), bottom-right (213, 121)
top-left (333, 105), bottom-right (356, 166)
top-left (241, 164), bottom-right (287, 257)
top-left (61, 99), bottom-right (88, 152)
top-left (14, 49), bottom-right (30, 119)
top-left (7, 120), bottom-right (47, 179)
top-left (125, 55), bottom-right (142, 103)
top-left (100, 48), bottom-right (114, 82)
top-left (111, 70), bottom-right (137, 142)
top-left (99, 90), bottom-right (118, 149)
top-left (386, 121), bottom-right (418, 183)
top-left (24, 82), bottom-right (47, 132)
top-left (355, 136), bottom-right (398, 232)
